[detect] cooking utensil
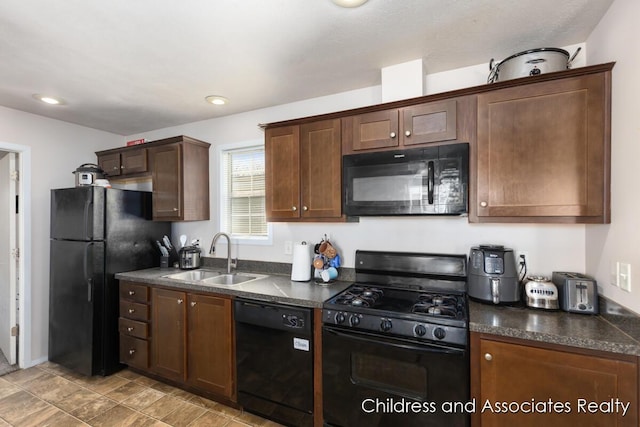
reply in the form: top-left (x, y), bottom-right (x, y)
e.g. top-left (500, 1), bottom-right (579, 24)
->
top-left (488, 47), bottom-right (581, 83)
top-left (73, 163), bottom-right (106, 187)
top-left (179, 235), bottom-right (187, 248)
top-left (524, 276), bottom-right (559, 310)
top-left (179, 245), bottom-right (201, 270)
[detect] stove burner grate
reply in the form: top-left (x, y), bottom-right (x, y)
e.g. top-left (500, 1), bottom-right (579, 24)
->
top-left (333, 286), bottom-right (384, 308)
top-left (411, 293), bottom-right (465, 319)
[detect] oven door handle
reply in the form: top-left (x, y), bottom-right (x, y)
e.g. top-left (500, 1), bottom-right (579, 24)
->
top-left (324, 326), bottom-right (464, 355)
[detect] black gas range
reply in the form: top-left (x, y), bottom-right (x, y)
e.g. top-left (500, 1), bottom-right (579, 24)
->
top-left (322, 250), bottom-right (470, 427)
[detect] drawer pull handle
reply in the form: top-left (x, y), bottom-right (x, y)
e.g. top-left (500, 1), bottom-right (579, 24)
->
top-left (190, 301), bottom-right (197, 307)
top-left (129, 349), bottom-right (136, 355)
top-left (177, 298), bottom-right (184, 304)
top-left (128, 309), bottom-right (135, 314)
top-left (480, 201), bottom-right (488, 208)
top-left (128, 290), bottom-right (135, 296)
top-left (405, 130), bottom-right (412, 137)
top-left (390, 132), bottom-right (397, 138)
top-left (127, 327), bottom-right (134, 332)
top-left (484, 353), bottom-right (493, 361)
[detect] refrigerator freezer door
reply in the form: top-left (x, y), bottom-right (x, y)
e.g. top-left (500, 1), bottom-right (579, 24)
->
top-left (49, 239), bottom-right (105, 376)
top-left (51, 187), bottom-right (105, 241)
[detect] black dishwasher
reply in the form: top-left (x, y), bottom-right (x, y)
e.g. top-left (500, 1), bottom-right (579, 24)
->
top-left (235, 298), bottom-right (313, 427)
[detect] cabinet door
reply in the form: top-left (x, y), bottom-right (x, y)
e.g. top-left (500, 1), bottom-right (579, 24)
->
top-left (476, 73), bottom-right (608, 222)
top-left (402, 100), bottom-right (457, 146)
top-left (477, 338), bottom-right (637, 427)
top-left (300, 119), bottom-right (342, 218)
top-left (151, 288), bottom-right (186, 382)
top-left (350, 110), bottom-right (399, 151)
top-left (265, 126), bottom-right (300, 220)
top-left (150, 143), bottom-right (183, 220)
top-left (187, 294), bottom-right (233, 398)
top-left (121, 148), bottom-right (147, 175)
top-left (98, 152), bottom-right (121, 177)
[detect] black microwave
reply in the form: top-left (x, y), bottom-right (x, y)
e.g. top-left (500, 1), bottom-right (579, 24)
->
top-left (343, 143), bottom-right (468, 216)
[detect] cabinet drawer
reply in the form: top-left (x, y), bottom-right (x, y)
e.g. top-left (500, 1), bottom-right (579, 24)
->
top-left (119, 282), bottom-right (149, 303)
top-left (119, 300), bottom-right (149, 321)
top-left (119, 334), bottom-right (149, 369)
top-left (119, 318), bottom-right (149, 339)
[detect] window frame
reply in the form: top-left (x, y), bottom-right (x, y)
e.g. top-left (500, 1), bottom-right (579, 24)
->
top-left (217, 141), bottom-right (272, 246)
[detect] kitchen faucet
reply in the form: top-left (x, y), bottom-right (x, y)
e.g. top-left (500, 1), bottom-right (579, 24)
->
top-left (209, 232), bottom-right (237, 274)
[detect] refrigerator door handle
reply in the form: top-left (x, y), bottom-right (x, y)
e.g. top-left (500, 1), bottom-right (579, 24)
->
top-left (83, 199), bottom-right (93, 240)
top-left (84, 243), bottom-right (93, 302)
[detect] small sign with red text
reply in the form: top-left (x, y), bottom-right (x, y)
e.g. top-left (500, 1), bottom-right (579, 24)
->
top-left (126, 138), bottom-right (146, 146)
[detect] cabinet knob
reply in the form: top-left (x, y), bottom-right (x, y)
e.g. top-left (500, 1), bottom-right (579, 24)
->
top-left (484, 353), bottom-right (493, 361)
top-left (405, 130), bottom-right (412, 137)
top-left (173, 208), bottom-right (179, 211)
top-left (480, 201), bottom-right (488, 207)
top-left (127, 327), bottom-right (134, 332)
top-left (292, 206), bottom-right (297, 211)
top-left (129, 349), bottom-right (136, 355)
top-left (128, 308), bottom-right (135, 314)
top-left (190, 301), bottom-right (197, 307)
top-left (113, 166), bottom-right (119, 170)
top-left (128, 290), bottom-right (135, 296)
top-left (390, 132), bottom-right (397, 138)
top-left (120, 165), bottom-right (125, 169)
top-left (303, 206), bottom-right (308, 211)
top-left (177, 298), bottom-right (184, 304)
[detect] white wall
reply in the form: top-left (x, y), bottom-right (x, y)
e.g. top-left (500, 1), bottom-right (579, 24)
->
top-left (126, 45), bottom-right (589, 282)
top-left (585, 0), bottom-right (640, 313)
top-left (0, 106), bottom-right (121, 365)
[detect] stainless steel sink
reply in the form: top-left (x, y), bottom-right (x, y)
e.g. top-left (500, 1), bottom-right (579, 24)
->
top-left (201, 273), bottom-right (267, 286)
top-left (163, 270), bottom-right (221, 281)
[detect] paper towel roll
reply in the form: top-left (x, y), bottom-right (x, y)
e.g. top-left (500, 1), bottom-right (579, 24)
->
top-left (291, 242), bottom-right (312, 281)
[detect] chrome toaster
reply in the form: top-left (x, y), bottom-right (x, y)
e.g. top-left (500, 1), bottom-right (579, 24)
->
top-left (551, 272), bottom-right (599, 314)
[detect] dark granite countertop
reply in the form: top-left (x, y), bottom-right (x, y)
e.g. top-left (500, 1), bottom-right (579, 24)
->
top-left (115, 267), bottom-right (351, 308)
top-left (470, 300), bottom-right (640, 356)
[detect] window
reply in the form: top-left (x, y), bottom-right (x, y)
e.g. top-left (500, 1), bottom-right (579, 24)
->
top-left (219, 144), bottom-right (268, 239)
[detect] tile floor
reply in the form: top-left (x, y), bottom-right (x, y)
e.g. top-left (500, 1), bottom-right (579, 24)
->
top-left (0, 362), bottom-right (283, 426)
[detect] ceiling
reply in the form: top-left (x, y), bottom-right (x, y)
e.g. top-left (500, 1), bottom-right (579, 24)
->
top-left (0, 0), bottom-right (613, 136)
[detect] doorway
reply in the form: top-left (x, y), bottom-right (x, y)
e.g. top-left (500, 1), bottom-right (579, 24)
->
top-left (0, 151), bottom-right (18, 374)
top-left (0, 142), bottom-right (31, 372)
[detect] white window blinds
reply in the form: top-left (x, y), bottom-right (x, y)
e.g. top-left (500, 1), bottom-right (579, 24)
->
top-left (221, 146), bottom-right (267, 237)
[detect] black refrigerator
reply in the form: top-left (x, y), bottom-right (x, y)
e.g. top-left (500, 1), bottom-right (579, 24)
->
top-left (49, 187), bottom-right (170, 376)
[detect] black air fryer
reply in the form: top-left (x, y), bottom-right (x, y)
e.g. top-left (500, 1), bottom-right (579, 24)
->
top-left (468, 245), bottom-right (520, 304)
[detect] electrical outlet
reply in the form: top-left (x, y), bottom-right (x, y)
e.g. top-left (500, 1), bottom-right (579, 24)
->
top-left (610, 261), bottom-right (619, 287)
top-left (516, 251), bottom-right (529, 268)
top-left (619, 262), bottom-right (631, 292)
top-left (284, 240), bottom-right (293, 255)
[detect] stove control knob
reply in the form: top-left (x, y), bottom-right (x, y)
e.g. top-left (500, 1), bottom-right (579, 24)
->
top-left (414, 324), bottom-right (427, 337)
top-left (335, 312), bottom-right (346, 324)
top-left (433, 327), bottom-right (446, 340)
top-left (380, 319), bottom-right (392, 332)
top-left (349, 315), bottom-right (360, 326)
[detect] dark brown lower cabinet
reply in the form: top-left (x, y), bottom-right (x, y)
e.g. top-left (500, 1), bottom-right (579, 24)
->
top-left (471, 333), bottom-right (638, 427)
top-left (120, 287), bottom-right (235, 402)
top-left (187, 293), bottom-right (233, 397)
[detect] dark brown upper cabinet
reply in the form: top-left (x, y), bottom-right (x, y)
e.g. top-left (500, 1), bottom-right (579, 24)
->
top-left (265, 119), bottom-right (343, 221)
top-left (96, 135), bottom-right (210, 221)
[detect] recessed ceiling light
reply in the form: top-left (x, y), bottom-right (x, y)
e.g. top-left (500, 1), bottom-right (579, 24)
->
top-left (205, 95), bottom-right (229, 105)
top-left (32, 94), bottom-right (66, 105)
top-left (331, 0), bottom-right (369, 7)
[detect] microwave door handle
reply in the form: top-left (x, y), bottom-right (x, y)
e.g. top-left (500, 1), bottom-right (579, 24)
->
top-left (427, 161), bottom-right (435, 204)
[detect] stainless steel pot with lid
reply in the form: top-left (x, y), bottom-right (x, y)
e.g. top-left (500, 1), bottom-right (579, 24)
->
top-left (487, 47), bottom-right (581, 83)
top-left (73, 163), bottom-right (106, 187)
top-left (179, 245), bottom-right (201, 270)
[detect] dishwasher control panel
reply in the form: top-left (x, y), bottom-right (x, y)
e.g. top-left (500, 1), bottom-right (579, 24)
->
top-left (283, 314), bottom-right (305, 329)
